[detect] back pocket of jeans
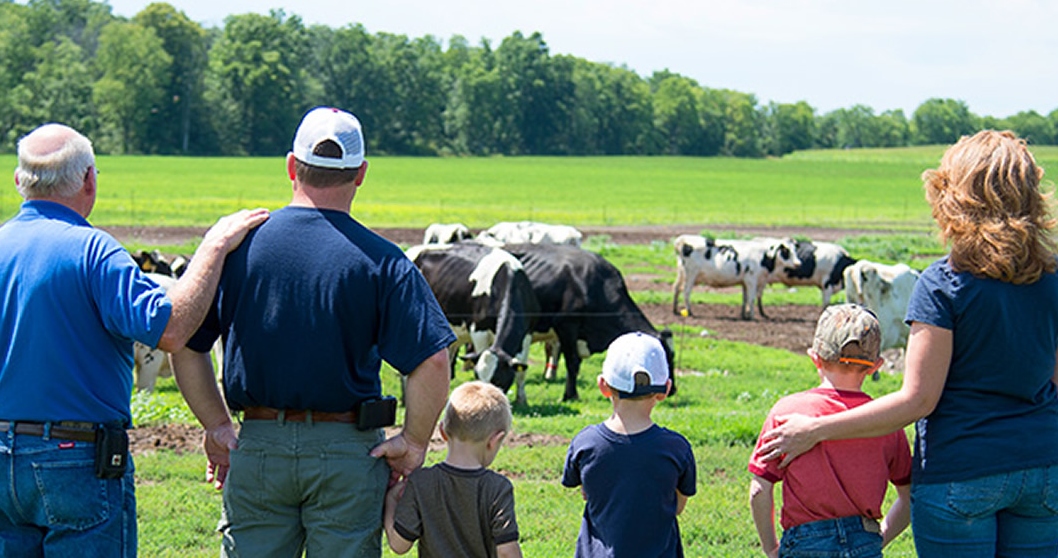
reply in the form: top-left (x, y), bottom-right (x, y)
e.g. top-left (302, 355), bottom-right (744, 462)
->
top-left (946, 474), bottom-right (1007, 517)
top-left (34, 459), bottom-right (110, 530)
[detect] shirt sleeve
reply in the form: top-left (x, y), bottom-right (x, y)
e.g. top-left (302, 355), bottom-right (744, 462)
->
top-left (676, 435), bottom-right (698, 497)
top-left (748, 407), bottom-right (784, 484)
top-left (888, 429), bottom-right (913, 486)
top-left (393, 476), bottom-right (423, 543)
top-left (905, 260), bottom-right (954, 330)
top-left (561, 431), bottom-right (584, 488)
top-left (91, 243), bottom-right (172, 349)
top-left (377, 262), bottom-right (456, 375)
top-left (490, 475), bottom-right (520, 545)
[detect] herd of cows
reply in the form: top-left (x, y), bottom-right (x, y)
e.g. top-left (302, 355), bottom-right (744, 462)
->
top-left (131, 221), bottom-right (923, 404)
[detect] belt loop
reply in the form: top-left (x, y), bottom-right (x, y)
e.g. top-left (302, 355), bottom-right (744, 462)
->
top-left (306, 409), bottom-right (313, 426)
top-left (277, 409), bottom-right (286, 426)
top-left (6, 422), bottom-right (13, 443)
top-left (42, 422), bottom-right (51, 441)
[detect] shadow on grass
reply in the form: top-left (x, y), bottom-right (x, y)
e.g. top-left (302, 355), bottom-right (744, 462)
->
top-left (512, 401), bottom-right (578, 418)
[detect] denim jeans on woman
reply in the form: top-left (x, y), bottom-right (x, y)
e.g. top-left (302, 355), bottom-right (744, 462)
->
top-left (0, 430), bottom-right (136, 557)
top-left (911, 464), bottom-right (1058, 558)
top-left (779, 515), bottom-right (883, 558)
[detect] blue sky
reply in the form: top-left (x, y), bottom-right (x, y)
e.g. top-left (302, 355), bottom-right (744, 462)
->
top-left (103, 0), bottom-right (1058, 119)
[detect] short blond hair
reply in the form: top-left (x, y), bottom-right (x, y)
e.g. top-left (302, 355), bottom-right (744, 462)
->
top-left (442, 381), bottom-right (512, 443)
top-left (922, 129), bottom-right (1057, 284)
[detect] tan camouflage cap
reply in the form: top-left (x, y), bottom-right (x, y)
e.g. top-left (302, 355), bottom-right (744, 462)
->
top-left (813, 303), bottom-right (881, 366)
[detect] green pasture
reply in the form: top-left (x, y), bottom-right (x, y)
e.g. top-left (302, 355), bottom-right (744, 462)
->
top-left (9, 146), bottom-right (1037, 556)
top-left (12, 144), bottom-right (1051, 230)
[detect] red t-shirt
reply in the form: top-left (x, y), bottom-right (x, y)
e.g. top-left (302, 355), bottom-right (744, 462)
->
top-left (748, 387), bottom-right (912, 529)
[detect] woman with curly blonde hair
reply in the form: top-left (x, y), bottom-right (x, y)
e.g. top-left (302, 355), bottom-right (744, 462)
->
top-left (756, 130), bottom-right (1058, 557)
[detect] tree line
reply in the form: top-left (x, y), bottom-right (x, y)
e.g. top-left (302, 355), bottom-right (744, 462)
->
top-left (3, 0), bottom-right (1057, 158)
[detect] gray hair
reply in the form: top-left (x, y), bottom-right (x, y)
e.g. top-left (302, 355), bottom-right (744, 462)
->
top-left (15, 124), bottom-right (95, 199)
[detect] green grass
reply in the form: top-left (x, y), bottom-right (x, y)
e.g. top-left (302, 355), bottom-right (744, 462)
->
top-left (133, 334), bottom-right (917, 557)
top-left (2, 147), bottom-right (983, 556)
top-left (0, 149), bottom-right (933, 230)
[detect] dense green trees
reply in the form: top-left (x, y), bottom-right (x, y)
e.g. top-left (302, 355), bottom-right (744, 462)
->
top-left (1, 0), bottom-right (1055, 156)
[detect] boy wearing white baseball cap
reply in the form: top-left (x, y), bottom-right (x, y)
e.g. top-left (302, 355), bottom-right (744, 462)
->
top-left (562, 332), bottom-right (697, 557)
top-left (748, 304), bottom-right (911, 557)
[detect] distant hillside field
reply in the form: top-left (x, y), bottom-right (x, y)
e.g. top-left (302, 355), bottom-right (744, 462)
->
top-left (3, 145), bottom-right (1057, 230)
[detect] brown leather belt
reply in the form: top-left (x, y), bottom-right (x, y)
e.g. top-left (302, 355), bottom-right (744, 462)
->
top-left (0, 421), bottom-right (96, 442)
top-left (242, 407), bottom-right (358, 424)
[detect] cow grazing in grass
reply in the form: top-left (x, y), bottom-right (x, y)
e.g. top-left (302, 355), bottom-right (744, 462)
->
top-left (843, 260), bottom-right (919, 351)
top-left (503, 243), bottom-right (673, 402)
top-left (406, 242), bottom-right (540, 405)
top-left (672, 235), bottom-right (801, 320)
top-left (477, 221), bottom-right (583, 248)
top-left (423, 222), bottom-right (472, 245)
top-left (757, 239), bottom-right (857, 317)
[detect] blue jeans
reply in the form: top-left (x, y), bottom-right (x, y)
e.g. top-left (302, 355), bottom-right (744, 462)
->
top-left (0, 430), bottom-right (136, 558)
top-left (779, 515), bottom-right (882, 558)
top-left (220, 418), bottom-right (388, 558)
top-left (911, 465), bottom-right (1058, 558)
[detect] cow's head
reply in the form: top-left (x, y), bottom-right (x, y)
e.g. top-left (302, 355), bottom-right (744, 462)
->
top-left (460, 348), bottom-right (527, 393)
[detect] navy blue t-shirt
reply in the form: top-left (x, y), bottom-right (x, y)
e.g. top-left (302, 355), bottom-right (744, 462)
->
top-left (188, 207), bottom-right (455, 412)
top-left (905, 257), bottom-right (1058, 484)
top-left (562, 423), bottom-right (697, 558)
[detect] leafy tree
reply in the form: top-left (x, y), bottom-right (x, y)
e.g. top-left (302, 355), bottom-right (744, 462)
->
top-left (1005, 110), bottom-right (1054, 145)
top-left (652, 73), bottom-right (704, 155)
top-left (0, 2), bottom-right (38, 147)
top-left (444, 43), bottom-right (505, 155)
top-left (11, 37), bottom-right (95, 138)
top-left (874, 109), bottom-right (910, 147)
top-left (494, 31), bottom-right (574, 154)
top-left (93, 21), bottom-right (171, 153)
top-left (764, 101), bottom-right (815, 156)
top-left (720, 90), bottom-right (763, 157)
top-left (912, 98), bottom-right (978, 145)
top-left (206, 11), bottom-right (309, 156)
top-left (133, 2), bottom-right (209, 154)
top-left (568, 59), bottom-right (653, 155)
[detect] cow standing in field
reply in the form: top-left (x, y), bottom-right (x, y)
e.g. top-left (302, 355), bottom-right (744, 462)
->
top-left (672, 235), bottom-right (801, 320)
top-left (757, 239), bottom-right (857, 317)
top-left (477, 220), bottom-right (584, 247)
top-left (503, 243), bottom-right (673, 402)
top-left (406, 242), bottom-right (540, 405)
top-left (133, 272), bottom-right (177, 391)
top-left (843, 260), bottom-right (919, 351)
top-left (423, 222), bottom-right (472, 244)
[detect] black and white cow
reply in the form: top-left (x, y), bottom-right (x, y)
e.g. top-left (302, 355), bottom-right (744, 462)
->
top-left (672, 235), bottom-right (801, 320)
top-left (477, 221), bottom-right (584, 247)
top-left (406, 242), bottom-right (540, 405)
top-left (132, 249), bottom-right (175, 277)
top-left (503, 243), bottom-right (673, 402)
top-left (423, 222), bottom-right (472, 244)
top-left (757, 239), bottom-right (857, 317)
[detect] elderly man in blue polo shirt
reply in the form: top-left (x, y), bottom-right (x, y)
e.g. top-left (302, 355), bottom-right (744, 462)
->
top-left (171, 107), bottom-right (454, 558)
top-left (0, 123), bottom-right (268, 557)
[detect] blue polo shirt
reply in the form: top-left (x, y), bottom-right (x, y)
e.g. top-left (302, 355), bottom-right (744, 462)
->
top-left (188, 206), bottom-right (455, 412)
top-left (0, 201), bottom-right (171, 425)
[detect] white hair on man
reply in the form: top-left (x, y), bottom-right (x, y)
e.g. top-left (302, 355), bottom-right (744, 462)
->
top-left (15, 123), bottom-right (95, 199)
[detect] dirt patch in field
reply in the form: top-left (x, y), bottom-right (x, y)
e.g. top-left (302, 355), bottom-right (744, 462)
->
top-left (120, 223), bottom-right (901, 456)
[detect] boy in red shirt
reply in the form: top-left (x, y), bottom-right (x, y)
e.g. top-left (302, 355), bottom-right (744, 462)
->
top-left (748, 304), bottom-right (911, 558)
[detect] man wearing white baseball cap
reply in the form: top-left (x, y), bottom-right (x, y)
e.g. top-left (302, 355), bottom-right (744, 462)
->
top-left (171, 106), bottom-right (455, 557)
top-left (562, 332), bottom-right (697, 557)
